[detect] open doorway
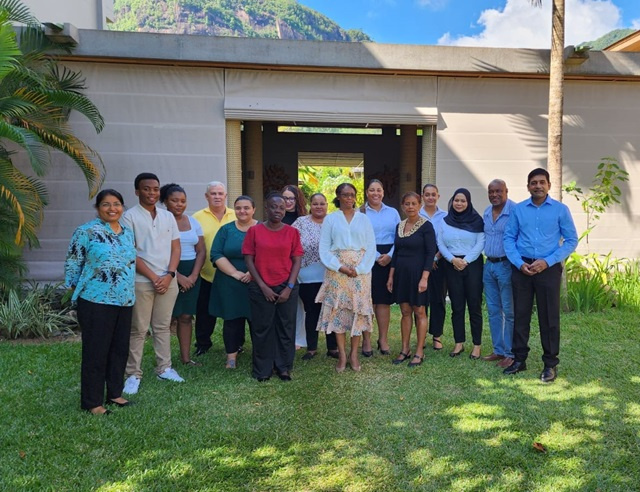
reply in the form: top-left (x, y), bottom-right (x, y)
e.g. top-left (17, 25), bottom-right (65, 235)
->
top-left (297, 151), bottom-right (364, 211)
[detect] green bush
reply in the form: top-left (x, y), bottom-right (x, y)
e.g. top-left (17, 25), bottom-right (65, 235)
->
top-left (565, 252), bottom-right (617, 312)
top-left (0, 284), bottom-right (77, 339)
top-left (610, 259), bottom-right (640, 310)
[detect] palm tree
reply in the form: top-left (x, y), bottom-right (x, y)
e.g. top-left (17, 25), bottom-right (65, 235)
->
top-left (530, 0), bottom-right (565, 200)
top-left (0, 0), bottom-right (105, 289)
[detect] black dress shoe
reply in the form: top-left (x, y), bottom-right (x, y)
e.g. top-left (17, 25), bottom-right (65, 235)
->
top-left (503, 361), bottom-right (527, 375)
top-left (326, 350), bottom-right (339, 359)
top-left (257, 377), bottom-right (270, 382)
top-left (194, 347), bottom-right (209, 357)
top-left (278, 373), bottom-right (292, 381)
top-left (106, 399), bottom-right (134, 408)
top-left (361, 349), bottom-right (374, 358)
top-left (540, 366), bottom-right (557, 383)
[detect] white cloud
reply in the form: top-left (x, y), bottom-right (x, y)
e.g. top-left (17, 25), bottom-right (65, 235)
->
top-left (415, 0), bottom-right (449, 10)
top-left (632, 18), bottom-right (640, 29)
top-left (438, 0), bottom-right (622, 48)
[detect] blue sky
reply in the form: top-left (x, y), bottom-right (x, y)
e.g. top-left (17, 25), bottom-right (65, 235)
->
top-left (299, 0), bottom-right (640, 48)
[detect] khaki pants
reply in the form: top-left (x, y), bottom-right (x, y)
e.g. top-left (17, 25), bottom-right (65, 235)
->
top-left (126, 279), bottom-right (179, 378)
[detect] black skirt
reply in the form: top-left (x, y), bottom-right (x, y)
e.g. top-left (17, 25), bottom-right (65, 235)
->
top-left (371, 244), bottom-right (394, 305)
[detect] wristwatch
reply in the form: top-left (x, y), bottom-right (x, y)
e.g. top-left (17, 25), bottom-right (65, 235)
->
top-left (287, 282), bottom-right (295, 289)
top-left (167, 271), bottom-right (176, 278)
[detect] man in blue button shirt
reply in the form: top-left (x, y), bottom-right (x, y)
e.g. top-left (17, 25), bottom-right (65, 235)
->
top-left (503, 168), bottom-right (578, 383)
top-left (482, 179), bottom-right (516, 368)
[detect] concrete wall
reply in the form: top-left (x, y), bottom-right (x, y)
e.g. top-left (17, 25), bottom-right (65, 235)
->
top-left (22, 63), bottom-right (640, 282)
top-left (436, 77), bottom-right (639, 257)
top-left (23, 63), bottom-right (226, 281)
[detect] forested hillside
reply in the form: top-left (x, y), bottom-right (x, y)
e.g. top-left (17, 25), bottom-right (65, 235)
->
top-left (111, 0), bottom-right (372, 42)
top-left (584, 28), bottom-right (635, 50)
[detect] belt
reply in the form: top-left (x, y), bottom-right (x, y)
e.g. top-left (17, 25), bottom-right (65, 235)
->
top-left (486, 256), bottom-right (508, 263)
top-left (521, 257), bottom-right (536, 264)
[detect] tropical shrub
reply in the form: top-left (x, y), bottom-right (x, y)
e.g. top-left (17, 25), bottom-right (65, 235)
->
top-left (0, 283), bottom-right (76, 339)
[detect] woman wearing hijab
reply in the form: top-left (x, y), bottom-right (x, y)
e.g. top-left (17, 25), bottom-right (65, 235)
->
top-left (437, 188), bottom-right (485, 359)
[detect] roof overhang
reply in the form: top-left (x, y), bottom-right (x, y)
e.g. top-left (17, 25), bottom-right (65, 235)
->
top-left (52, 28), bottom-right (640, 82)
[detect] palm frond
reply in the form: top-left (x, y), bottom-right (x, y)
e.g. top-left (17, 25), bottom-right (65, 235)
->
top-left (38, 89), bottom-right (105, 133)
top-left (48, 65), bottom-right (87, 94)
top-left (0, 119), bottom-right (50, 175)
top-left (0, 15), bottom-right (21, 78)
top-left (0, 157), bottom-right (46, 244)
top-left (25, 124), bottom-right (104, 197)
top-left (0, 0), bottom-right (38, 26)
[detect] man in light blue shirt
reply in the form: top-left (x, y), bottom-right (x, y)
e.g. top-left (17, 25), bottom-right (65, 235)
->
top-left (503, 168), bottom-right (578, 383)
top-left (482, 179), bottom-right (516, 368)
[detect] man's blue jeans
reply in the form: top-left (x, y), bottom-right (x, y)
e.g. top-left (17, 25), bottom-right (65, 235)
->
top-left (483, 259), bottom-right (514, 358)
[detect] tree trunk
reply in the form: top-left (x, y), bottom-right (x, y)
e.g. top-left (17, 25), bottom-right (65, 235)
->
top-left (547, 0), bottom-right (565, 200)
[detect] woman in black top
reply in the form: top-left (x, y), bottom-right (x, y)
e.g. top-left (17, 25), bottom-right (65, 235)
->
top-left (387, 192), bottom-right (437, 368)
top-left (281, 184), bottom-right (307, 225)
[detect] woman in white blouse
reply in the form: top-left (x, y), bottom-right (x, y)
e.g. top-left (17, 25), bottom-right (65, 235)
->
top-left (437, 188), bottom-right (485, 359)
top-left (317, 183), bottom-right (376, 372)
top-left (161, 183), bottom-right (206, 366)
top-left (292, 193), bottom-right (338, 360)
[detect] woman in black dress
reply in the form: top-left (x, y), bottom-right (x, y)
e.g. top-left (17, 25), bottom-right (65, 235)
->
top-left (386, 191), bottom-right (437, 367)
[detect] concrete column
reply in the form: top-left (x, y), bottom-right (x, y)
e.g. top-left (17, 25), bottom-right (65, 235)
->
top-left (225, 120), bottom-right (243, 205)
top-left (421, 125), bottom-right (437, 186)
top-left (399, 125), bottom-right (417, 195)
top-left (244, 121), bottom-right (264, 219)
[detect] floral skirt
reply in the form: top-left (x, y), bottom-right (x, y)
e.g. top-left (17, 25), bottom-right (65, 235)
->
top-left (315, 249), bottom-right (374, 336)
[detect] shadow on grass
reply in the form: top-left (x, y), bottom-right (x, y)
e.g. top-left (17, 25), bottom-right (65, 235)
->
top-left (1, 310), bottom-right (639, 491)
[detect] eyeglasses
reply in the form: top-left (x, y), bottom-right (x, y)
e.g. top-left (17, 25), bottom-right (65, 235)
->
top-left (340, 193), bottom-right (356, 199)
top-left (283, 197), bottom-right (296, 202)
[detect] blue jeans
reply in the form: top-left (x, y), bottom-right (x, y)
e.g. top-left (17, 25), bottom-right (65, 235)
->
top-left (483, 260), bottom-right (514, 358)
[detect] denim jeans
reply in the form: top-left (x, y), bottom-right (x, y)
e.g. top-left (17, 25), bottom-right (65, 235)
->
top-left (483, 259), bottom-right (514, 358)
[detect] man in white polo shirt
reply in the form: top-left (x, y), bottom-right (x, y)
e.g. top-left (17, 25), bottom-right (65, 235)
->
top-left (121, 172), bottom-right (183, 395)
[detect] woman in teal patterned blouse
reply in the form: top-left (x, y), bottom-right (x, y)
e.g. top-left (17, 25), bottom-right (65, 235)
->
top-left (65, 189), bottom-right (136, 415)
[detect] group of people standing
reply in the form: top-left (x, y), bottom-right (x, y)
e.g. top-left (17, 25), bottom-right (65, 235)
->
top-left (65, 168), bottom-right (577, 416)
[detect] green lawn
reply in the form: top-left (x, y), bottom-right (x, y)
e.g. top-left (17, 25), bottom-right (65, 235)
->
top-left (1, 307), bottom-right (639, 491)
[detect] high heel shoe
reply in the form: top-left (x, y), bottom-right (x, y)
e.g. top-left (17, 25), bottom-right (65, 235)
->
top-left (377, 340), bottom-right (391, 355)
top-left (392, 351), bottom-right (412, 365)
top-left (449, 347), bottom-right (465, 357)
top-left (432, 337), bottom-right (443, 350)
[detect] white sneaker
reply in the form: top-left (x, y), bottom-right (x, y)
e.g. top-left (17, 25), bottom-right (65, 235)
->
top-left (157, 367), bottom-right (185, 383)
top-left (123, 376), bottom-right (140, 395)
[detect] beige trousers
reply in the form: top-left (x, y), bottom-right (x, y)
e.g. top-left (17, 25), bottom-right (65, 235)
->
top-left (126, 279), bottom-right (179, 378)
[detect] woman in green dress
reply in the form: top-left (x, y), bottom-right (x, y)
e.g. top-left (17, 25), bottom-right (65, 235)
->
top-left (210, 195), bottom-right (258, 369)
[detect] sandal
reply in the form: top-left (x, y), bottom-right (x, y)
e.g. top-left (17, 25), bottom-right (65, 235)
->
top-left (392, 351), bottom-right (412, 365)
top-left (432, 338), bottom-right (443, 350)
top-left (182, 359), bottom-right (202, 366)
top-left (408, 354), bottom-right (424, 367)
top-left (226, 359), bottom-right (237, 369)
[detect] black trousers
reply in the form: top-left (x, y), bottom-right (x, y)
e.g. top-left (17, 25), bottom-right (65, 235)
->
top-left (444, 257), bottom-right (483, 345)
top-left (428, 262), bottom-right (447, 337)
top-left (77, 298), bottom-right (132, 410)
top-left (248, 282), bottom-right (299, 379)
top-left (223, 317), bottom-right (250, 354)
top-left (511, 262), bottom-right (562, 368)
top-left (195, 278), bottom-right (217, 351)
top-left (298, 282), bottom-right (337, 352)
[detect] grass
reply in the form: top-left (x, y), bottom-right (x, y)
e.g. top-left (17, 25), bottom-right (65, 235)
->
top-left (1, 307), bottom-right (639, 491)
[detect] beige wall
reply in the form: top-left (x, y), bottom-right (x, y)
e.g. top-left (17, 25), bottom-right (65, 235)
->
top-left (23, 63), bottom-right (226, 281)
top-left (23, 64), bottom-right (640, 281)
top-left (22, 0), bottom-right (113, 29)
top-left (436, 77), bottom-right (639, 257)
